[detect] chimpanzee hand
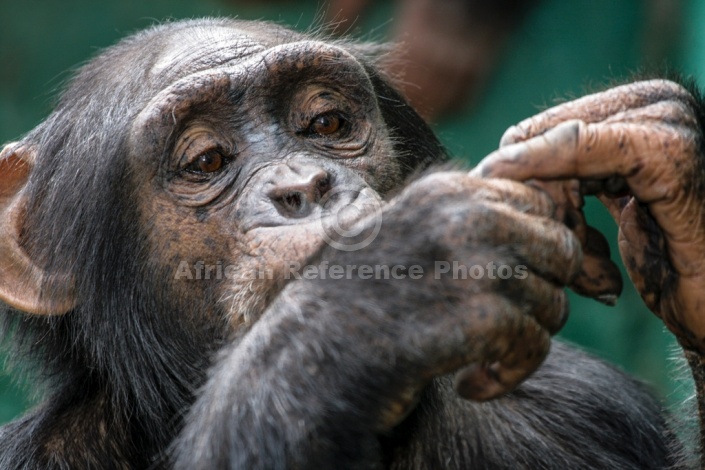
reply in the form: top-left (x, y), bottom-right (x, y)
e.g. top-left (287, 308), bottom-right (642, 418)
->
top-left (472, 79), bottom-right (705, 354)
top-left (354, 172), bottom-right (580, 407)
top-left (174, 172), bottom-right (582, 469)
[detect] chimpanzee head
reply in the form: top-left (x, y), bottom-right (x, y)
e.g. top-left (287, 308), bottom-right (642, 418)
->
top-left (0, 18), bottom-right (445, 425)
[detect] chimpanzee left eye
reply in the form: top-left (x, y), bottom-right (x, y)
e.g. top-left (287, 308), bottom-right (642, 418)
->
top-left (185, 150), bottom-right (229, 175)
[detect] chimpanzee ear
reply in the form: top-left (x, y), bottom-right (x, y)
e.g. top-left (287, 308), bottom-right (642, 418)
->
top-left (0, 143), bottom-right (75, 315)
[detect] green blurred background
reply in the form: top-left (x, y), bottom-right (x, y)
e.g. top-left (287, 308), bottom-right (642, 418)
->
top-left (1, 0), bottom-right (704, 424)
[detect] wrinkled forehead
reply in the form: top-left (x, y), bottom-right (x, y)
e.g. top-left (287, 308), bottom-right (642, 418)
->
top-left (132, 32), bottom-right (374, 151)
top-left (145, 24), bottom-right (368, 96)
top-left (149, 25), bottom-right (275, 81)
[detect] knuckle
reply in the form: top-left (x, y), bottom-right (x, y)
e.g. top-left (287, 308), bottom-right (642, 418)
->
top-left (499, 125), bottom-right (523, 146)
top-left (643, 79), bottom-right (693, 103)
top-left (545, 290), bottom-right (569, 334)
top-left (403, 171), bottom-right (478, 203)
top-left (546, 225), bottom-right (583, 281)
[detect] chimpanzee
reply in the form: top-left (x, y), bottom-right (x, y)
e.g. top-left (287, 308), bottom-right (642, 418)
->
top-left (0, 18), bottom-right (698, 469)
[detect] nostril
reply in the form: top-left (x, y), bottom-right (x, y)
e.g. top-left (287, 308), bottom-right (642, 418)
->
top-left (266, 165), bottom-right (333, 217)
top-left (279, 191), bottom-right (306, 215)
top-left (315, 176), bottom-right (331, 198)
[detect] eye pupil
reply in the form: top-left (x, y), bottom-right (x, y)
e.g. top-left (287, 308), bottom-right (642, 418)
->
top-left (311, 113), bottom-right (341, 135)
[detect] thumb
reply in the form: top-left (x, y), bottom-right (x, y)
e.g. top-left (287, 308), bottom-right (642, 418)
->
top-left (616, 199), bottom-right (668, 313)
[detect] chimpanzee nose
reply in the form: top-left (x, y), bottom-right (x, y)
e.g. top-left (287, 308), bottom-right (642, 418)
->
top-left (268, 163), bottom-right (332, 217)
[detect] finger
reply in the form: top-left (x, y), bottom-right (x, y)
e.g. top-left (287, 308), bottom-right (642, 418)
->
top-left (531, 186), bottom-right (623, 303)
top-left (596, 194), bottom-right (631, 222)
top-left (463, 201), bottom-right (583, 286)
top-left (466, 178), bottom-right (557, 218)
top-left (571, 253), bottom-right (623, 306)
top-left (423, 173), bottom-right (557, 218)
top-left (475, 118), bottom-right (694, 206)
top-left (671, 276), bottom-right (705, 352)
top-left (482, 178), bottom-right (623, 303)
top-left (584, 224), bottom-right (611, 257)
top-left (477, 119), bottom-right (629, 181)
top-left (581, 176), bottom-right (630, 198)
top-left (453, 296), bottom-right (551, 401)
top-left (584, 183), bottom-right (631, 229)
top-left (498, 80), bottom-right (694, 146)
top-left (499, 271), bottom-right (569, 334)
top-left (616, 199), bottom-right (668, 313)
top-left (570, 226), bottom-right (623, 305)
top-left (526, 179), bottom-right (585, 232)
top-left (411, 172), bottom-right (557, 221)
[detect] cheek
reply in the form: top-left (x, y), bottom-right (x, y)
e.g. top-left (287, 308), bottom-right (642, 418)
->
top-left (146, 203), bottom-right (229, 264)
top-left (363, 132), bottom-right (402, 195)
top-left (141, 197), bottom-right (242, 310)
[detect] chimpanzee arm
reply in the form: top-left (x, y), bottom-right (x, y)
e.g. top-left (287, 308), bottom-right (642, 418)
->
top-left (385, 343), bottom-right (678, 470)
top-left (172, 173), bottom-right (582, 469)
top-left (174, 256), bottom-right (676, 469)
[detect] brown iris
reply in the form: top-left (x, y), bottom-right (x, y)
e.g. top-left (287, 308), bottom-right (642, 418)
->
top-left (310, 113), bottom-right (342, 136)
top-left (188, 150), bottom-right (223, 174)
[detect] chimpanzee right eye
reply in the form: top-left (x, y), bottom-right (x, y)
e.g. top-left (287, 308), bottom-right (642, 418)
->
top-left (308, 112), bottom-right (343, 136)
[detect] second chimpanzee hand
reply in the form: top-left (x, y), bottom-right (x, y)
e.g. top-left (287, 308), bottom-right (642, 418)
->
top-left (473, 79), bottom-right (705, 354)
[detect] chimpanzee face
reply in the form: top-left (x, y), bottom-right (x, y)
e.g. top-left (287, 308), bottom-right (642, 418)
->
top-left (126, 29), bottom-right (400, 325)
top-left (0, 20), bottom-right (438, 328)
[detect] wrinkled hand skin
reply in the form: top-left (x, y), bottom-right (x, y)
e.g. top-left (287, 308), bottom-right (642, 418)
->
top-left (376, 173), bottom-right (580, 405)
top-left (176, 173), bottom-right (582, 468)
top-left (473, 79), bottom-right (705, 356)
